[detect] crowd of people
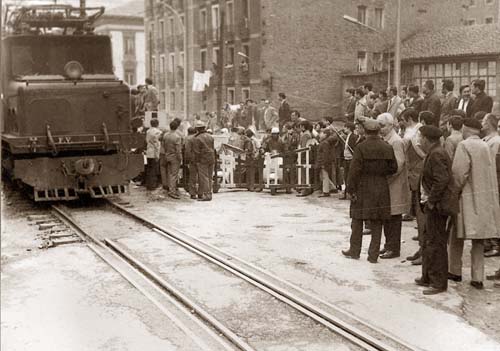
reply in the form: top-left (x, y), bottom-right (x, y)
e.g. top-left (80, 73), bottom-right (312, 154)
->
top-left (136, 77), bottom-right (500, 294)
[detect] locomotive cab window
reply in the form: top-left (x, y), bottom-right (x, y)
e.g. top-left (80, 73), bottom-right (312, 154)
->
top-left (8, 36), bottom-right (113, 78)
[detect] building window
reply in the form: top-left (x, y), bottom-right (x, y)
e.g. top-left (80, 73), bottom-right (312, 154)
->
top-left (179, 52), bottom-right (184, 68)
top-left (465, 18), bottom-right (476, 25)
top-left (410, 60), bottom-right (496, 97)
top-left (180, 14), bottom-right (185, 27)
top-left (160, 55), bottom-right (165, 74)
top-left (160, 20), bottom-right (165, 40)
top-left (357, 5), bottom-right (367, 25)
top-left (200, 49), bottom-right (207, 71)
top-left (241, 44), bottom-right (250, 71)
top-left (212, 4), bottom-right (220, 40)
top-left (170, 91), bottom-right (176, 111)
top-left (124, 36), bottom-right (135, 55)
top-left (213, 46), bottom-right (220, 66)
top-left (200, 9), bottom-right (207, 33)
top-left (180, 90), bottom-right (184, 111)
top-left (125, 70), bottom-right (136, 85)
top-left (242, 87), bottom-right (250, 101)
top-left (226, 1), bottom-right (234, 29)
top-left (485, 17), bottom-right (494, 24)
top-left (169, 53), bottom-right (175, 73)
top-left (151, 55), bottom-right (156, 76)
top-left (374, 8), bottom-right (384, 28)
top-left (169, 17), bottom-right (175, 36)
top-left (161, 91), bottom-right (166, 110)
top-left (227, 87), bottom-right (235, 105)
top-left (242, 0), bottom-right (250, 22)
top-left (485, 0), bottom-right (493, 4)
top-left (357, 51), bottom-right (367, 72)
top-left (227, 46), bottom-right (235, 65)
top-left (372, 52), bottom-right (383, 72)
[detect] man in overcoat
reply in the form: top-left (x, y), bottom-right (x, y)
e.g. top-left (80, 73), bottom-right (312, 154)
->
top-left (377, 113), bottom-right (411, 259)
top-left (342, 119), bottom-right (398, 263)
top-left (163, 120), bottom-right (183, 199)
top-left (193, 120), bottom-right (216, 201)
top-left (415, 125), bottom-right (456, 295)
top-left (449, 118), bottom-right (500, 289)
top-left (468, 79), bottom-right (493, 118)
top-left (316, 128), bottom-right (336, 197)
top-left (421, 80), bottom-right (441, 126)
top-left (184, 127), bottom-right (198, 199)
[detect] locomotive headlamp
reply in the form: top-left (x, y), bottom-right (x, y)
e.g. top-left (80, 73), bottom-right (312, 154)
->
top-left (64, 61), bottom-right (84, 80)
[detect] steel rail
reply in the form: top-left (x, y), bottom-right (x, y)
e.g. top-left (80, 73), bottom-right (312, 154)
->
top-left (51, 204), bottom-right (252, 351)
top-left (108, 200), bottom-right (417, 351)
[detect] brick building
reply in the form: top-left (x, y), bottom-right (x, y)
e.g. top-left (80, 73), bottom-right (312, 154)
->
top-left (95, 1), bottom-right (146, 86)
top-left (145, 0), bottom-right (483, 121)
top-left (462, 0), bottom-right (500, 25)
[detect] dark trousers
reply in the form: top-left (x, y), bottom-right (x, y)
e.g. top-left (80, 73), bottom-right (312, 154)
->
top-left (246, 163), bottom-right (255, 190)
top-left (145, 158), bottom-right (159, 190)
top-left (343, 159), bottom-right (352, 189)
top-left (412, 191), bottom-right (426, 247)
top-left (383, 214), bottom-right (403, 254)
top-left (350, 219), bottom-right (383, 261)
top-left (188, 163), bottom-right (198, 196)
top-left (198, 162), bottom-right (214, 197)
top-left (336, 158), bottom-right (344, 189)
top-left (167, 158), bottom-right (180, 195)
top-left (421, 208), bottom-right (448, 290)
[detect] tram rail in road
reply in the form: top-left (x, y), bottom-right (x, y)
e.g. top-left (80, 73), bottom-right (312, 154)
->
top-left (52, 200), bottom-right (421, 351)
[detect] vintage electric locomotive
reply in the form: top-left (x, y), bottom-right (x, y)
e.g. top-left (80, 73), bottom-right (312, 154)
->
top-left (1, 3), bottom-right (143, 201)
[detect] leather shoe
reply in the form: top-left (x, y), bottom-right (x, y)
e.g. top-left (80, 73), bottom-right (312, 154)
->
top-left (470, 281), bottom-right (484, 289)
top-left (486, 270), bottom-right (500, 280)
top-left (411, 257), bottom-right (422, 265)
top-left (318, 193), bottom-right (330, 198)
top-left (380, 251), bottom-right (400, 259)
top-left (367, 257), bottom-right (377, 264)
top-left (415, 278), bottom-right (430, 287)
top-left (407, 251), bottom-right (421, 261)
top-left (168, 192), bottom-right (180, 199)
top-left (402, 214), bottom-right (414, 221)
top-left (423, 287), bottom-right (446, 295)
top-left (190, 195), bottom-right (197, 199)
top-left (484, 249), bottom-right (500, 257)
top-left (447, 273), bottom-right (462, 282)
top-left (412, 236), bottom-right (419, 241)
top-left (379, 248), bottom-right (387, 255)
top-left (341, 250), bottom-right (359, 259)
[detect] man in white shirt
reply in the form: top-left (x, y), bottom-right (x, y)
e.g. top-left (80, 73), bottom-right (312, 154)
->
top-left (456, 84), bottom-right (472, 115)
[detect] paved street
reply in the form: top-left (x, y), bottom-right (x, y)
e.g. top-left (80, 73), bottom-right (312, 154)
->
top-left (3, 187), bottom-right (498, 351)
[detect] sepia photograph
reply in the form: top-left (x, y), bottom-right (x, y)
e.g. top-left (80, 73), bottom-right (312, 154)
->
top-left (1, 0), bottom-right (499, 350)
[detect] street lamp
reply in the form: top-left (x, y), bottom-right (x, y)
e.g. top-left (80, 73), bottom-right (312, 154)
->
top-left (342, 0), bottom-right (401, 91)
top-left (161, 1), bottom-right (188, 120)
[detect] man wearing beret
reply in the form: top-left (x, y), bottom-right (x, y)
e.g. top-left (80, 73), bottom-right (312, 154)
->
top-left (415, 125), bottom-right (456, 295)
top-left (449, 118), bottom-right (500, 289)
top-left (342, 118), bottom-right (398, 263)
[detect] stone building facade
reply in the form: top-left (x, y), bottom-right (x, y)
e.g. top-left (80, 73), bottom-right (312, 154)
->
top-left (145, 0), bottom-right (487, 120)
top-left (95, 1), bottom-right (146, 87)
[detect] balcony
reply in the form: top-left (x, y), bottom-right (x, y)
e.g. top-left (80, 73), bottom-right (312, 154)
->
top-left (224, 66), bottom-right (235, 84)
top-left (176, 34), bottom-right (184, 49)
top-left (238, 64), bottom-right (250, 85)
top-left (237, 19), bottom-right (250, 39)
top-left (167, 73), bottom-right (175, 88)
top-left (196, 30), bottom-right (208, 45)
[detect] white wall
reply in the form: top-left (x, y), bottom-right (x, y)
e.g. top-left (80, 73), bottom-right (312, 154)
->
top-left (110, 30), bottom-right (124, 81)
top-left (135, 31), bottom-right (146, 85)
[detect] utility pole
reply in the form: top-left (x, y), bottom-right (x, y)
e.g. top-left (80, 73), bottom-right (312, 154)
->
top-left (394, 0), bottom-right (401, 90)
top-left (216, 1), bottom-right (225, 115)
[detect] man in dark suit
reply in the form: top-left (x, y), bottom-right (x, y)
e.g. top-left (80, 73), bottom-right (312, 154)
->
top-left (415, 125), bottom-right (456, 295)
top-left (455, 84), bottom-right (473, 117)
top-left (278, 92), bottom-right (291, 130)
top-left (342, 119), bottom-right (398, 263)
top-left (468, 79), bottom-right (493, 118)
top-left (440, 79), bottom-right (458, 130)
top-left (421, 80), bottom-right (441, 126)
top-left (407, 85), bottom-right (424, 114)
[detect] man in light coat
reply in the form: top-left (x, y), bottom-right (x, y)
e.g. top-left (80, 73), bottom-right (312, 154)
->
top-left (386, 87), bottom-right (405, 121)
top-left (377, 113), bottom-right (411, 259)
top-left (449, 118), bottom-right (500, 289)
top-left (263, 100), bottom-right (279, 130)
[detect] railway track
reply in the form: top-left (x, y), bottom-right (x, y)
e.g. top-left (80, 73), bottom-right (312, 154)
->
top-left (51, 200), bottom-right (420, 351)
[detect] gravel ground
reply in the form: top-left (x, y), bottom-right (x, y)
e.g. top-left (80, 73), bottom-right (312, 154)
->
top-left (118, 186), bottom-right (500, 351)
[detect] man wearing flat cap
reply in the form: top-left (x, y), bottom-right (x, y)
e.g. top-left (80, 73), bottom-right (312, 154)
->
top-left (449, 118), bottom-right (500, 289)
top-left (342, 118), bottom-right (398, 263)
top-left (415, 125), bottom-right (456, 295)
